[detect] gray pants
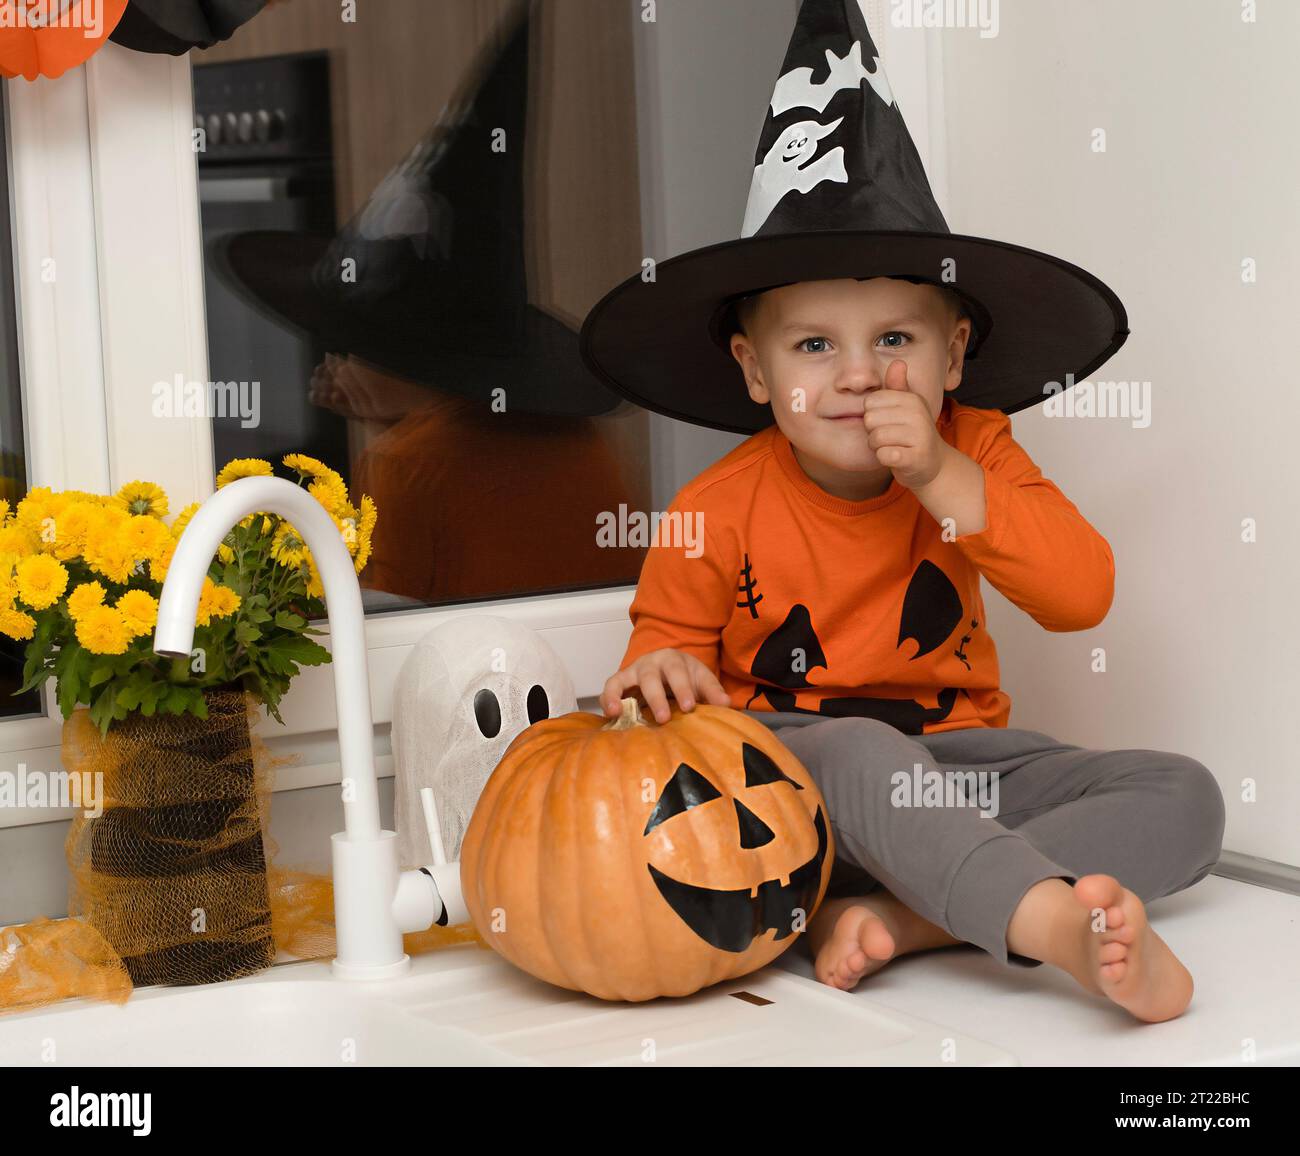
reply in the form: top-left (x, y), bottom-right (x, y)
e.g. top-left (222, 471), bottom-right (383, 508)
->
top-left (748, 713), bottom-right (1226, 968)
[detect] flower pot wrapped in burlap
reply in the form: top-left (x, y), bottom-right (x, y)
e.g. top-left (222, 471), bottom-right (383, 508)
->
top-left (62, 686), bottom-right (276, 986)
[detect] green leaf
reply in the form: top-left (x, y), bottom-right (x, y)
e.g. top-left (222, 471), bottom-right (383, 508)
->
top-left (260, 649), bottom-right (294, 675)
top-left (161, 686), bottom-right (191, 715)
top-left (234, 620), bottom-right (262, 644)
top-left (88, 665), bottom-right (114, 687)
top-left (273, 635), bottom-right (331, 666)
top-left (273, 611), bottom-right (305, 630)
top-left (14, 666), bottom-right (54, 695)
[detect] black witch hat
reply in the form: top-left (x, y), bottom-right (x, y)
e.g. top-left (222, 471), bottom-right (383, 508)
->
top-left (207, 0), bottom-right (622, 420)
top-left (579, 0), bottom-right (1129, 435)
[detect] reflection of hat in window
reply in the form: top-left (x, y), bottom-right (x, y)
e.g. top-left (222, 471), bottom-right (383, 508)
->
top-left (579, 0), bottom-right (1130, 435)
top-left (209, 0), bottom-right (624, 420)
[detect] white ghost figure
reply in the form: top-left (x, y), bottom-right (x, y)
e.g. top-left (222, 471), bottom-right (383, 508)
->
top-left (391, 614), bottom-right (577, 870)
top-left (769, 40), bottom-right (894, 117)
top-left (742, 116), bottom-right (847, 238)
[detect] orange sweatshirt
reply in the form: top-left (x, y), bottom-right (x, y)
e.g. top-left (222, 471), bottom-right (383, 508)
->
top-left (618, 395), bottom-right (1114, 734)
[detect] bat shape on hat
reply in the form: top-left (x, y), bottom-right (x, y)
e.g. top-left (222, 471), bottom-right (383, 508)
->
top-left (770, 38), bottom-right (894, 116)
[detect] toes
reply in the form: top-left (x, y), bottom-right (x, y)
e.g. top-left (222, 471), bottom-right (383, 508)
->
top-left (1074, 873), bottom-right (1126, 913)
top-left (1098, 940), bottom-right (1127, 964)
top-left (861, 921), bottom-right (895, 961)
top-left (1099, 959), bottom-right (1127, 984)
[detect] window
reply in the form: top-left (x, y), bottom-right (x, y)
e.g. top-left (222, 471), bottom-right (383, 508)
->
top-left (188, 0), bottom-right (651, 615)
top-left (0, 85), bottom-right (38, 720)
top-left (0, 0), bottom-right (779, 759)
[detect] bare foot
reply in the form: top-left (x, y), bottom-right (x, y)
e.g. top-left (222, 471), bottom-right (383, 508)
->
top-left (1067, 874), bottom-right (1194, 1023)
top-left (804, 891), bottom-right (962, 992)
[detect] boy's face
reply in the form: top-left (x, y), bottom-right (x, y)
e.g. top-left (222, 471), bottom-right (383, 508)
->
top-left (729, 277), bottom-right (972, 500)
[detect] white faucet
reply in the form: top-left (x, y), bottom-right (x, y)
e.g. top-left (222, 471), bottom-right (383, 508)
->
top-left (152, 475), bottom-right (469, 980)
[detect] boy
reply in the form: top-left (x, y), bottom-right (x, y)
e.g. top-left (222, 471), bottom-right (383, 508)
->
top-left (598, 273), bottom-right (1224, 1023)
top-left (580, 0), bottom-right (1225, 1023)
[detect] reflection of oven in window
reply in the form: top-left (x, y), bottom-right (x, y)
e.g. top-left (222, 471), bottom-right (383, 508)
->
top-left (193, 52), bottom-right (346, 486)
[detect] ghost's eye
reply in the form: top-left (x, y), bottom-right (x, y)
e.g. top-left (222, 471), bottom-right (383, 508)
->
top-left (473, 688), bottom-right (502, 738)
top-left (526, 684), bottom-right (549, 724)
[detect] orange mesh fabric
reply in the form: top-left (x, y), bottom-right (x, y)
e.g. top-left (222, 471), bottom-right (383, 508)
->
top-left (63, 688), bottom-right (277, 987)
top-left (0, 915), bottom-right (131, 1014)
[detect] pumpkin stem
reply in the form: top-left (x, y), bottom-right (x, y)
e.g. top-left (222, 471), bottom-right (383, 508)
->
top-left (603, 696), bottom-right (652, 731)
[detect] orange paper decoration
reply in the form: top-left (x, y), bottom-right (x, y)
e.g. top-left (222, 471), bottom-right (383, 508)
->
top-left (0, 0), bottom-right (128, 81)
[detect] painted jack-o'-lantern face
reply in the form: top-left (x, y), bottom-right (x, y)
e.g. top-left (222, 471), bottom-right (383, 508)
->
top-left (643, 741), bottom-right (830, 953)
top-left (460, 699), bottom-right (835, 1002)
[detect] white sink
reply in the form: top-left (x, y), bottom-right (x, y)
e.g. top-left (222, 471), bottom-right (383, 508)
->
top-left (0, 942), bottom-right (1018, 1066)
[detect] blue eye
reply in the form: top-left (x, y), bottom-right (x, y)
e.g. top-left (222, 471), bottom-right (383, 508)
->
top-left (880, 331), bottom-right (911, 348)
top-left (797, 337), bottom-right (830, 353)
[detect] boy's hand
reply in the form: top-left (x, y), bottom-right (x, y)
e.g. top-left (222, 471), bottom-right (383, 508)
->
top-left (601, 649), bottom-right (731, 724)
top-left (862, 359), bottom-right (954, 490)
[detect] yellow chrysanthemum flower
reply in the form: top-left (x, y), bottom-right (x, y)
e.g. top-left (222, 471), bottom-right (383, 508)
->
top-left (171, 501), bottom-right (201, 539)
top-left (115, 589), bottom-right (159, 637)
top-left (270, 523), bottom-right (307, 568)
top-left (120, 514), bottom-right (171, 564)
top-left (281, 453), bottom-right (336, 480)
top-left (14, 487), bottom-right (58, 531)
top-left (0, 521), bottom-right (40, 557)
top-left (0, 606), bottom-right (35, 640)
top-left (195, 579), bottom-right (239, 626)
top-left (74, 605), bottom-right (131, 655)
top-left (305, 558), bottom-right (324, 600)
top-left (150, 537), bottom-right (177, 584)
top-left (15, 554), bottom-right (69, 610)
top-left (0, 499), bottom-right (10, 523)
top-left (308, 475), bottom-right (350, 518)
top-left (82, 526), bottom-right (137, 585)
top-left (329, 510), bottom-right (359, 556)
top-left (215, 458), bottom-right (273, 489)
top-left (67, 581), bottom-right (107, 621)
top-left (353, 494), bottom-right (377, 574)
top-left (49, 501), bottom-right (100, 562)
top-left (195, 577), bottom-right (217, 626)
top-left (218, 543), bottom-right (234, 564)
top-left (114, 481), bottom-right (169, 519)
top-left (208, 585), bottom-right (241, 618)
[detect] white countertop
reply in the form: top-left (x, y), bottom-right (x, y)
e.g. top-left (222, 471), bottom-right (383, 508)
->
top-left (772, 873), bottom-right (1300, 1066)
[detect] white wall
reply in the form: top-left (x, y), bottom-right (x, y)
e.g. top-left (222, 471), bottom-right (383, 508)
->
top-left (935, 0), bottom-right (1294, 866)
top-left (632, 0), bottom-right (799, 509)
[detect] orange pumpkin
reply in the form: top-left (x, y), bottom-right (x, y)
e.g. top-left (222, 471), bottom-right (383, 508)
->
top-left (459, 697), bottom-right (834, 1001)
top-left (0, 1), bottom-right (128, 81)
